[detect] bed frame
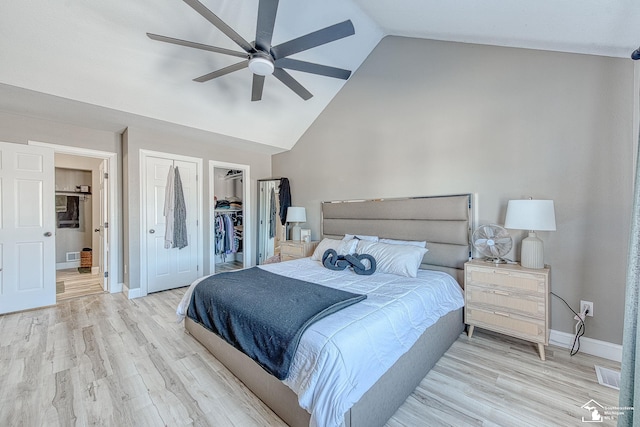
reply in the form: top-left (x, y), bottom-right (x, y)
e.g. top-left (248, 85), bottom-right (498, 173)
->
top-left (185, 194), bottom-right (473, 427)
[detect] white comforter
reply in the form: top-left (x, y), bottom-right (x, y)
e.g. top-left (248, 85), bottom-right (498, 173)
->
top-left (177, 258), bottom-right (464, 427)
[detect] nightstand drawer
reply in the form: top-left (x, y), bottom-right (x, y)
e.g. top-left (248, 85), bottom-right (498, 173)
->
top-left (464, 260), bottom-right (550, 360)
top-left (281, 244), bottom-right (306, 258)
top-left (280, 241), bottom-right (318, 261)
top-left (466, 266), bottom-right (546, 294)
top-left (466, 307), bottom-right (546, 343)
top-left (465, 285), bottom-right (545, 318)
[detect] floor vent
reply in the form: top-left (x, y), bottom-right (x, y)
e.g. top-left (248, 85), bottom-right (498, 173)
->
top-left (595, 365), bottom-right (621, 390)
top-left (66, 252), bottom-right (81, 262)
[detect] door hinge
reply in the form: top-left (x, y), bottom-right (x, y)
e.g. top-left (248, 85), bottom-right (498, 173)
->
top-left (104, 222), bottom-right (109, 228)
top-left (104, 172), bottom-right (109, 179)
top-left (104, 271), bottom-right (108, 278)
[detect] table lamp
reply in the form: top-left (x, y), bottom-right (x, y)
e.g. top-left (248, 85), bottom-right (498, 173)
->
top-left (504, 199), bottom-right (556, 269)
top-left (286, 207), bottom-right (306, 241)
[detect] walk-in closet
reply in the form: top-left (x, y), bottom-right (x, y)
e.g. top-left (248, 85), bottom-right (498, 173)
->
top-left (213, 167), bottom-right (245, 273)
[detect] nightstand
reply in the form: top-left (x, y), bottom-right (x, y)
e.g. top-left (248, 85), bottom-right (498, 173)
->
top-left (280, 240), bottom-right (319, 262)
top-left (464, 259), bottom-right (550, 360)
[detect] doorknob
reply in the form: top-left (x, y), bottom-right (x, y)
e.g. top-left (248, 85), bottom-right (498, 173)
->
top-left (94, 228), bottom-right (100, 232)
top-left (149, 229), bottom-right (155, 234)
top-left (44, 232), bottom-right (52, 237)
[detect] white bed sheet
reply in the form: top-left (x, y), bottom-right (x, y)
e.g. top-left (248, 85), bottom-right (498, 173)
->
top-left (177, 258), bottom-right (464, 427)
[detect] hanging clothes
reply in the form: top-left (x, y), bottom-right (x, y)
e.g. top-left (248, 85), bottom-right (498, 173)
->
top-left (224, 214), bottom-right (234, 254)
top-left (214, 212), bottom-right (242, 261)
top-left (163, 165), bottom-right (175, 249)
top-left (269, 187), bottom-right (276, 238)
top-left (215, 214), bottom-right (226, 258)
top-left (173, 166), bottom-right (188, 249)
top-left (278, 177), bottom-right (291, 226)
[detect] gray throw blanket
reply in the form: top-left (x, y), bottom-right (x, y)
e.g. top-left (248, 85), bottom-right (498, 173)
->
top-left (187, 267), bottom-right (366, 379)
top-left (173, 166), bottom-right (188, 249)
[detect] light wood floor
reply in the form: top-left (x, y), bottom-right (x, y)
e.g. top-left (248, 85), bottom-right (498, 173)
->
top-left (56, 269), bottom-right (105, 302)
top-left (215, 260), bottom-right (244, 274)
top-left (0, 287), bottom-right (621, 426)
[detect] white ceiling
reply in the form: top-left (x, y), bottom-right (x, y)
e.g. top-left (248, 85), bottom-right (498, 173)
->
top-left (0, 0), bottom-right (638, 152)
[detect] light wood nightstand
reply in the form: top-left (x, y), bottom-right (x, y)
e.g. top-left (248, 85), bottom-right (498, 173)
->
top-left (280, 240), bottom-right (319, 262)
top-left (464, 259), bottom-right (550, 360)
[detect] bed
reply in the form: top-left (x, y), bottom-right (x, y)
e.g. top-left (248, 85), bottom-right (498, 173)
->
top-left (180, 194), bottom-right (473, 427)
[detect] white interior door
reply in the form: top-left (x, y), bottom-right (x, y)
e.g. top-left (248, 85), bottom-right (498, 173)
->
top-left (98, 160), bottom-right (108, 289)
top-left (0, 141), bottom-right (55, 314)
top-left (145, 155), bottom-right (199, 293)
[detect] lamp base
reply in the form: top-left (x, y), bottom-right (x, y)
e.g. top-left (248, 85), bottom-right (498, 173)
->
top-left (291, 223), bottom-right (301, 241)
top-left (520, 231), bottom-right (545, 269)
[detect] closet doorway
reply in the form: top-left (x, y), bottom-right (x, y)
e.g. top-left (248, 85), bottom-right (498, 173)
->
top-left (210, 161), bottom-right (251, 273)
top-left (54, 157), bottom-right (104, 301)
top-left (29, 141), bottom-right (118, 297)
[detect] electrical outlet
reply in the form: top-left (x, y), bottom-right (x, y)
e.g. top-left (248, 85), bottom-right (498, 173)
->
top-left (580, 300), bottom-right (594, 317)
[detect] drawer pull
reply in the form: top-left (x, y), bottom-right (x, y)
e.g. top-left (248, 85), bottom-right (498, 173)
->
top-left (493, 270), bottom-right (510, 275)
top-left (494, 290), bottom-right (510, 296)
top-left (494, 311), bottom-right (511, 317)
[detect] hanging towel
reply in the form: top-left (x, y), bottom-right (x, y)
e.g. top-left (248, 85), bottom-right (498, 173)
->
top-left (269, 187), bottom-right (276, 238)
top-left (164, 165), bottom-right (175, 249)
top-left (279, 177), bottom-right (291, 226)
top-left (173, 166), bottom-right (189, 249)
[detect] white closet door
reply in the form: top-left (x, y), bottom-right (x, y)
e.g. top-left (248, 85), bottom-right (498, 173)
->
top-left (145, 155), bottom-right (199, 293)
top-left (0, 142), bottom-right (55, 314)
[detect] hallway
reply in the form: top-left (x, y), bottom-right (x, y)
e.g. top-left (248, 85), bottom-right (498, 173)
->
top-left (56, 269), bottom-right (104, 302)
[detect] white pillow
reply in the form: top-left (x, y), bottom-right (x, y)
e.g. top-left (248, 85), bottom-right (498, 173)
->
top-left (343, 234), bottom-right (379, 242)
top-left (379, 238), bottom-right (427, 248)
top-left (311, 238), bottom-right (358, 261)
top-left (356, 240), bottom-right (428, 278)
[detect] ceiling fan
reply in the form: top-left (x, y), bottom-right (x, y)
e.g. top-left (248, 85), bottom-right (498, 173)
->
top-left (147, 0), bottom-right (355, 101)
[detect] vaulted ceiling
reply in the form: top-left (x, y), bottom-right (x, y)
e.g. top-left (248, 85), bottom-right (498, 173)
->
top-left (1, 0), bottom-right (638, 152)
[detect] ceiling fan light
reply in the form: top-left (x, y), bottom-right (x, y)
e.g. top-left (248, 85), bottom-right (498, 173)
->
top-left (248, 56), bottom-right (275, 76)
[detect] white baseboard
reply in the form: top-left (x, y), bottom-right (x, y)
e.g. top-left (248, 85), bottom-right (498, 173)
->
top-left (92, 266), bottom-right (100, 275)
top-left (110, 282), bottom-right (123, 294)
top-left (549, 329), bottom-right (622, 362)
top-left (123, 283), bottom-right (144, 299)
top-left (56, 261), bottom-right (80, 270)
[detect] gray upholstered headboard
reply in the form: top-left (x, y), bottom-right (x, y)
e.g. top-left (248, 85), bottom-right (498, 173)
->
top-left (321, 194), bottom-right (473, 286)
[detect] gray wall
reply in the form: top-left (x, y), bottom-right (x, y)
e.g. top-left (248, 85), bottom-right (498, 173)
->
top-left (0, 111), bottom-right (124, 282)
top-left (0, 111), bottom-right (274, 292)
top-left (122, 126), bottom-right (272, 290)
top-left (273, 36), bottom-right (636, 344)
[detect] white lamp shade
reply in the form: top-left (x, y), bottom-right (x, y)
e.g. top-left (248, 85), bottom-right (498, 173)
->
top-left (504, 200), bottom-right (556, 231)
top-left (286, 207), bottom-right (306, 223)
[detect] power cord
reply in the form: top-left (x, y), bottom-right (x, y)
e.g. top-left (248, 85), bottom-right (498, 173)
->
top-left (550, 292), bottom-right (586, 356)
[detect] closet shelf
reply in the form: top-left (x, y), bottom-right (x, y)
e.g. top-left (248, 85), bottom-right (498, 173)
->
top-left (223, 172), bottom-right (243, 181)
top-left (215, 208), bottom-right (242, 212)
top-left (56, 191), bottom-right (91, 195)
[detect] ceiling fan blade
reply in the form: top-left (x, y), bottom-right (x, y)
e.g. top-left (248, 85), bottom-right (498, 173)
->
top-left (183, 0), bottom-right (256, 54)
top-left (193, 60), bottom-right (249, 83)
top-left (147, 33), bottom-right (248, 59)
top-left (275, 58), bottom-right (351, 80)
top-left (273, 68), bottom-right (312, 100)
top-left (255, 0), bottom-right (279, 51)
top-left (251, 74), bottom-right (266, 101)
top-left (271, 20), bottom-right (355, 60)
